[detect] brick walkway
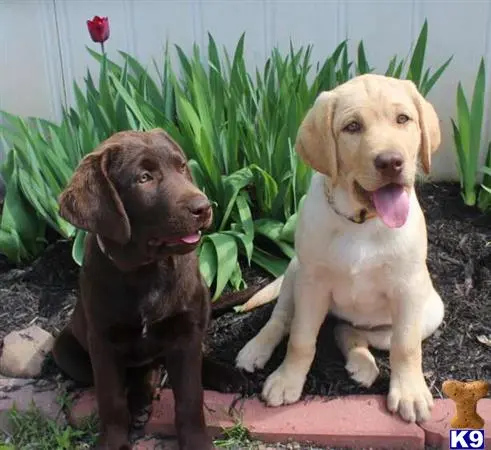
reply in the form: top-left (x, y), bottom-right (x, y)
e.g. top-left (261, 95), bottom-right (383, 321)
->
top-left (1, 377), bottom-right (490, 449)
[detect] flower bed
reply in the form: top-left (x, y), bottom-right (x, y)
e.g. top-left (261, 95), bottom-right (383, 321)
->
top-left (0, 181), bottom-right (488, 401)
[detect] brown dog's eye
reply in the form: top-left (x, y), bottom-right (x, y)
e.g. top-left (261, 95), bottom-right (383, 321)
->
top-left (137, 172), bottom-right (153, 184)
top-left (179, 161), bottom-right (187, 173)
top-left (343, 121), bottom-right (362, 133)
top-left (397, 114), bottom-right (410, 124)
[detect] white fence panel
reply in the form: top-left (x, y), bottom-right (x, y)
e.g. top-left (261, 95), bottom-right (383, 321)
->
top-left (1, 0), bottom-right (491, 181)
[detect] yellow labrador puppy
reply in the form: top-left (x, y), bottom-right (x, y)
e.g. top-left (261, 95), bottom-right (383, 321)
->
top-left (235, 74), bottom-right (444, 423)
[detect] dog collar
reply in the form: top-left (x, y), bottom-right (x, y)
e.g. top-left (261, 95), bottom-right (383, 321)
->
top-left (323, 177), bottom-right (377, 224)
top-left (96, 235), bottom-right (154, 269)
top-left (96, 235), bottom-right (113, 260)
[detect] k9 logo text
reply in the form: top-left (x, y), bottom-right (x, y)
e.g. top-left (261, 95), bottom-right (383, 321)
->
top-left (449, 429), bottom-right (485, 449)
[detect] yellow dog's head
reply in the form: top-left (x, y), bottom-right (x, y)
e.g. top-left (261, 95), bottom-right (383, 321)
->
top-left (296, 74), bottom-right (441, 228)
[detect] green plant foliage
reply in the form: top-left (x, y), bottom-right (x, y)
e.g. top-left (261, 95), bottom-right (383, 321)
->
top-left (0, 23), bottom-right (452, 299)
top-left (451, 58), bottom-right (491, 210)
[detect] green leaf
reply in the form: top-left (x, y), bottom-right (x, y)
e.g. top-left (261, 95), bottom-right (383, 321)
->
top-left (468, 59), bottom-right (486, 182)
top-left (280, 210), bottom-right (298, 244)
top-left (0, 153), bottom-right (46, 260)
top-left (72, 229), bottom-right (87, 266)
top-left (198, 239), bottom-right (217, 287)
top-left (0, 228), bottom-right (27, 262)
top-left (251, 247), bottom-right (288, 277)
top-left (108, 73), bottom-right (152, 129)
top-left (206, 233), bottom-right (239, 300)
top-left (451, 119), bottom-right (466, 187)
top-left (235, 192), bottom-right (254, 237)
top-left (407, 19), bottom-right (428, 87)
top-left (421, 56), bottom-right (453, 96)
top-left (254, 218), bottom-right (295, 259)
top-left (219, 168), bottom-right (254, 231)
top-left (229, 261), bottom-right (245, 290)
top-left (223, 229), bottom-right (253, 264)
top-left (356, 41), bottom-right (372, 75)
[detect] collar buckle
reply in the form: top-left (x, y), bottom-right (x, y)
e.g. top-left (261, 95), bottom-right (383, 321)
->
top-left (323, 178), bottom-right (375, 224)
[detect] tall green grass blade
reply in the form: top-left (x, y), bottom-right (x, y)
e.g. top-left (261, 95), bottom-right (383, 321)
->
top-left (407, 19), bottom-right (428, 87)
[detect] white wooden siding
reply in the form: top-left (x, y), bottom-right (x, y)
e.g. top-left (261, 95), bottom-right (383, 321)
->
top-left (1, 0), bottom-right (490, 181)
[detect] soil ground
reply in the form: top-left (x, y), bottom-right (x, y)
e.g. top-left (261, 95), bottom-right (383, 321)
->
top-left (0, 181), bottom-right (489, 401)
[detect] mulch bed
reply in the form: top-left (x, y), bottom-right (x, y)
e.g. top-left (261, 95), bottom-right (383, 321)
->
top-left (0, 181), bottom-right (489, 400)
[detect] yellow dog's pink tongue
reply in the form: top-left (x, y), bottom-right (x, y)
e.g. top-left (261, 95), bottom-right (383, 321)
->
top-left (372, 184), bottom-right (409, 228)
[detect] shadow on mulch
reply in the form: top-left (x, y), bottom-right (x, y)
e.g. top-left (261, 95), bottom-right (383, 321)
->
top-left (0, 181), bottom-right (489, 400)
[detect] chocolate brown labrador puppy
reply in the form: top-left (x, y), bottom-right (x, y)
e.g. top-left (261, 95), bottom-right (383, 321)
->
top-left (52, 129), bottom-right (257, 450)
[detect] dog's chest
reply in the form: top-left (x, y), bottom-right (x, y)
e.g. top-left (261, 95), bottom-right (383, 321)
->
top-left (329, 269), bottom-right (391, 327)
top-left (103, 265), bottom-right (197, 343)
top-left (301, 222), bottom-right (399, 327)
top-left (333, 232), bottom-right (398, 325)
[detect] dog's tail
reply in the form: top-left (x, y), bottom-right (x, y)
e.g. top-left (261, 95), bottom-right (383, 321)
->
top-left (234, 275), bottom-right (284, 312)
top-left (211, 275), bottom-right (284, 316)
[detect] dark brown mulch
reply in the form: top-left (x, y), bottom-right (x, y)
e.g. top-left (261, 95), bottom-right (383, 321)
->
top-left (0, 181), bottom-right (489, 400)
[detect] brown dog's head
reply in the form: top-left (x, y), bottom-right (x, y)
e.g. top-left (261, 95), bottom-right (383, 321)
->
top-left (58, 129), bottom-right (212, 259)
top-left (295, 74), bottom-right (441, 228)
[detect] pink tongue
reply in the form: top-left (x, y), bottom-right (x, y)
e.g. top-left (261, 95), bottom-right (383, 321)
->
top-left (179, 233), bottom-right (201, 244)
top-left (372, 185), bottom-right (410, 228)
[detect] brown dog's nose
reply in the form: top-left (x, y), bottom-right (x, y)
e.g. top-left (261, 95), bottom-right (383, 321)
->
top-left (187, 196), bottom-right (211, 219)
top-left (374, 151), bottom-right (404, 177)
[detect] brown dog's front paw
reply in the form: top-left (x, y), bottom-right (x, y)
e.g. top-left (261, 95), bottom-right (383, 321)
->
top-left (179, 431), bottom-right (214, 450)
top-left (202, 357), bottom-right (250, 394)
top-left (94, 442), bottom-right (131, 450)
top-left (94, 426), bottom-right (131, 450)
top-left (131, 404), bottom-right (153, 429)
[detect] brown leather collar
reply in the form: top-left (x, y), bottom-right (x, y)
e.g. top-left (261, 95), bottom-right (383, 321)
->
top-left (323, 177), bottom-right (377, 224)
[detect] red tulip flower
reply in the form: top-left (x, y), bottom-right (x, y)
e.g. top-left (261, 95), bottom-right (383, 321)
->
top-left (87, 16), bottom-right (109, 53)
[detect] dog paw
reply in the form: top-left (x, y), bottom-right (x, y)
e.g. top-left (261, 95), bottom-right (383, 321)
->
top-left (203, 360), bottom-right (250, 393)
top-left (345, 348), bottom-right (379, 388)
top-left (94, 434), bottom-right (131, 450)
top-left (387, 372), bottom-right (434, 423)
top-left (235, 336), bottom-right (273, 373)
top-left (261, 366), bottom-right (305, 407)
top-left (131, 404), bottom-right (152, 429)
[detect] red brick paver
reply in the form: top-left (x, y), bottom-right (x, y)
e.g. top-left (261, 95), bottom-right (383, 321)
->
top-left (146, 392), bottom-right (424, 449)
top-left (67, 388), bottom-right (98, 427)
top-left (72, 388), bottom-right (491, 449)
top-left (145, 390), bottom-right (236, 436)
top-left (239, 395), bottom-right (424, 449)
top-left (419, 398), bottom-right (491, 449)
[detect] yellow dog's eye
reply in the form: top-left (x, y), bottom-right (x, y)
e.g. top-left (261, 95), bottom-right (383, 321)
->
top-left (138, 172), bottom-right (153, 184)
top-left (343, 121), bottom-right (362, 133)
top-left (397, 114), bottom-right (410, 124)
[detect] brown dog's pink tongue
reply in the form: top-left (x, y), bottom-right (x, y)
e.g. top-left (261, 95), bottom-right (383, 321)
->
top-left (372, 184), bottom-right (409, 228)
top-left (179, 233), bottom-right (201, 244)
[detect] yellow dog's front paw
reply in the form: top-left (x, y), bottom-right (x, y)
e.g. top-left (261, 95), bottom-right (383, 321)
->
top-left (261, 366), bottom-right (305, 407)
top-left (387, 372), bottom-right (434, 423)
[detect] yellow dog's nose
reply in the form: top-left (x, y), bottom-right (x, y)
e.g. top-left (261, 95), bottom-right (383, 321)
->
top-left (374, 151), bottom-right (404, 178)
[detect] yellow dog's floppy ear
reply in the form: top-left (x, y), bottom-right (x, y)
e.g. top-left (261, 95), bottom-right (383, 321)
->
top-left (295, 91), bottom-right (339, 184)
top-left (58, 144), bottom-right (131, 245)
top-left (404, 80), bottom-right (441, 174)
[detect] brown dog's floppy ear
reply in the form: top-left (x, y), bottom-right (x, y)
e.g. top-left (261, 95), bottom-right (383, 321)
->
top-left (404, 80), bottom-right (441, 174)
top-left (295, 91), bottom-right (339, 184)
top-left (58, 145), bottom-right (131, 244)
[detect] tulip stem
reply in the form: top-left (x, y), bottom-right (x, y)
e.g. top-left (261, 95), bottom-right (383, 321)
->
top-left (101, 42), bottom-right (105, 54)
